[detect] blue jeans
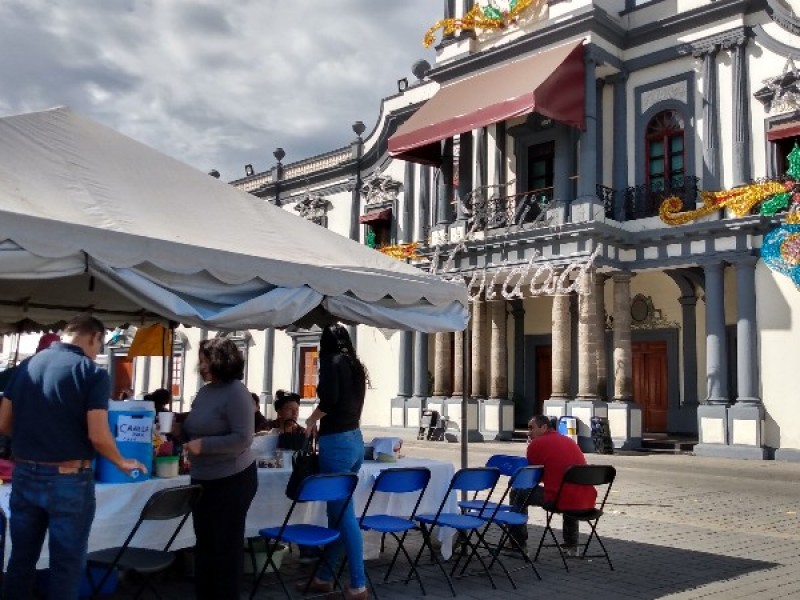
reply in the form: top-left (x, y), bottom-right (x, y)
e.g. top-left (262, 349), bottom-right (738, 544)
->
top-left (317, 429), bottom-right (365, 589)
top-left (4, 462), bottom-right (96, 600)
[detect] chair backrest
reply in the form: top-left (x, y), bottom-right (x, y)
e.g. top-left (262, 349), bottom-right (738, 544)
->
top-left (451, 467), bottom-right (500, 493)
top-left (361, 467), bottom-right (431, 524)
top-left (562, 465), bottom-right (616, 487)
top-left (555, 464), bottom-right (616, 512)
top-left (485, 454), bottom-right (529, 477)
top-left (141, 484), bottom-right (203, 521)
top-left (509, 465), bottom-right (544, 490)
top-left (297, 473), bottom-right (359, 503)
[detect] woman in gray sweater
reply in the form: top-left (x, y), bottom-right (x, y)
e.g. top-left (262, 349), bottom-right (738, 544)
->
top-left (183, 338), bottom-right (256, 600)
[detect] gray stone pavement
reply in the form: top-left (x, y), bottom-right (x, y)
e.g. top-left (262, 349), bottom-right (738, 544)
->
top-left (114, 432), bottom-right (800, 599)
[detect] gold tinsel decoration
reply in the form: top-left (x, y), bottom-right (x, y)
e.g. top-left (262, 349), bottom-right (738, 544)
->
top-left (659, 181), bottom-right (788, 226)
top-left (424, 0), bottom-right (539, 48)
top-left (378, 243), bottom-right (422, 261)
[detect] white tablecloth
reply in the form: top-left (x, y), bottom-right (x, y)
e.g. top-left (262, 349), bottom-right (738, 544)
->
top-left (0, 457), bottom-right (456, 569)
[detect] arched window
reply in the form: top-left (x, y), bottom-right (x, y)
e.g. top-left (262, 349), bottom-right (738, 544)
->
top-left (646, 111), bottom-right (685, 190)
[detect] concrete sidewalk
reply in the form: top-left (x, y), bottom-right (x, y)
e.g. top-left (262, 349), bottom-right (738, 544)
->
top-left (114, 435), bottom-right (800, 599)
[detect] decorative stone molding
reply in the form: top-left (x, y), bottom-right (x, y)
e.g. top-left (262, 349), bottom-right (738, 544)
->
top-left (293, 193), bottom-right (331, 226)
top-left (766, 0), bottom-right (800, 36)
top-left (629, 294), bottom-right (680, 330)
top-left (360, 174), bottom-right (401, 206)
top-left (641, 80), bottom-right (688, 114)
top-left (691, 26), bottom-right (750, 56)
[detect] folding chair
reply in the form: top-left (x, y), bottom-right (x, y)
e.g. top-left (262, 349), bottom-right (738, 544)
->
top-left (358, 467), bottom-right (431, 597)
top-left (86, 483), bottom-right (203, 600)
top-left (534, 464), bottom-right (617, 571)
top-left (412, 467), bottom-right (500, 597)
top-left (458, 454), bottom-right (528, 516)
top-left (417, 410), bottom-right (438, 440)
top-left (249, 472), bottom-right (359, 600)
top-left (454, 465), bottom-right (544, 588)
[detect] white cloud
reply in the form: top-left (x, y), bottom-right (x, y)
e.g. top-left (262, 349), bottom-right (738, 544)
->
top-left (0, 0), bottom-right (441, 180)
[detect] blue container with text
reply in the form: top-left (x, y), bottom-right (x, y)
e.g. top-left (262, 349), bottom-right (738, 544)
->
top-left (95, 400), bottom-right (154, 484)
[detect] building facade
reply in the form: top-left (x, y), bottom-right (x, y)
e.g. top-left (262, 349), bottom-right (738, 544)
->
top-left (4, 0), bottom-right (799, 459)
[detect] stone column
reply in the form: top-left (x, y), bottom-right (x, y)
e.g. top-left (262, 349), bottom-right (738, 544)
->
top-left (573, 48), bottom-right (600, 222)
top-left (260, 328), bottom-right (275, 408)
top-left (577, 271), bottom-right (598, 400)
top-left (610, 72), bottom-right (628, 221)
top-left (595, 273), bottom-right (608, 399)
top-left (728, 36), bottom-right (752, 186)
top-left (443, 0), bottom-right (456, 40)
top-left (727, 257), bottom-right (765, 456)
top-left (678, 294), bottom-right (699, 409)
top-left (409, 332), bottom-right (429, 429)
top-left (607, 272), bottom-right (642, 449)
top-left (470, 297), bottom-right (486, 399)
top-left (430, 332), bottom-right (452, 417)
top-left (704, 262), bottom-right (729, 405)
top-left (483, 296), bottom-right (513, 439)
top-left (695, 45), bottom-right (720, 190)
top-left (494, 121), bottom-right (507, 190)
top-left (475, 127), bottom-right (487, 194)
top-left (510, 299), bottom-right (525, 422)
top-left (416, 166), bottom-right (431, 243)
top-left (611, 273), bottom-right (633, 402)
top-left (456, 132), bottom-right (473, 223)
top-left (402, 161), bottom-right (415, 244)
top-left (549, 294), bottom-right (572, 401)
top-left (453, 319), bottom-right (465, 397)
top-left (695, 261), bottom-right (731, 456)
top-left (734, 258), bottom-right (760, 404)
top-left (437, 138), bottom-right (455, 226)
top-left (391, 331), bottom-right (413, 427)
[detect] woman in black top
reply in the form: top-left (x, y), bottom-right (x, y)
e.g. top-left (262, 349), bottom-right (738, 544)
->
top-left (304, 324), bottom-right (368, 600)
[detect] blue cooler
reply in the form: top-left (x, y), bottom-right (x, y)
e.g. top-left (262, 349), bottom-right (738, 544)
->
top-left (96, 400), bottom-right (154, 483)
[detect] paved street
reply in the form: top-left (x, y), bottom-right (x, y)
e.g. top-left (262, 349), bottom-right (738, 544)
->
top-left (114, 434), bottom-right (800, 599)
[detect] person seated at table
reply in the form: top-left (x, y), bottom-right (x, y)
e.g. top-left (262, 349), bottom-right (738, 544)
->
top-left (144, 387), bottom-right (172, 413)
top-left (508, 415), bottom-right (597, 554)
top-left (265, 389), bottom-right (305, 434)
top-left (251, 392), bottom-right (270, 433)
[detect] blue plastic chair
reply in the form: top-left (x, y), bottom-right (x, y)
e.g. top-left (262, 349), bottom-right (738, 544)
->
top-left (455, 465), bottom-right (544, 587)
top-left (358, 467), bottom-right (431, 597)
top-left (249, 472), bottom-right (359, 600)
top-left (412, 467), bottom-right (501, 597)
top-left (458, 455), bottom-right (528, 516)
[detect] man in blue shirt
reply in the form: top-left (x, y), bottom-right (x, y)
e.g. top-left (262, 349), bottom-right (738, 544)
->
top-left (0, 314), bottom-right (146, 600)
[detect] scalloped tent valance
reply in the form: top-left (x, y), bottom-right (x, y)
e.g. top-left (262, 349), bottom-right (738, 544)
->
top-left (0, 108), bottom-right (467, 334)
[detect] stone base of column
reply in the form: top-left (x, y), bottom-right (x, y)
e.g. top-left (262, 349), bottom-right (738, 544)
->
top-left (724, 403), bottom-right (768, 460)
top-left (443, 396), bottom-right (484, 442)
top-left (480, 397), bottom-right (515, 441)
top-left (391, 396), bottom-right (410, 428)
top-left (568, 398), bottom-right (608, 453)
top-left (774, 448), bottom-right (800, 461)
top-left (693, 404), bottom-right (730, 457)
top-left (606, 401), bottom-right (643, 450)
top-left (448, 221), bottom-right (468, 244)
top-left (543, 398), bottom-right (570, 421)
top-left (570, 195), bottom-right (606, 223)
top-left (406, 396), bottom-right (428, 433)
top-left (430, 224), bottom-right (449, 246)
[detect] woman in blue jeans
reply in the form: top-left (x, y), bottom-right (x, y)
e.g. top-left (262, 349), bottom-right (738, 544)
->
top-left (304, 324), bottom-right (369, 600)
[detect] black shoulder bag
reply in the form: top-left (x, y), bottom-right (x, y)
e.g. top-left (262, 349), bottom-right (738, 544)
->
top-left (285, 436), bottom-right (320, 501)
top-left (277, 419), bottom-right (308, 452)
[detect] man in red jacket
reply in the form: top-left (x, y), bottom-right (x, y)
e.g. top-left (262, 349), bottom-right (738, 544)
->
top-left (509, 415), bottom-right (596, 552)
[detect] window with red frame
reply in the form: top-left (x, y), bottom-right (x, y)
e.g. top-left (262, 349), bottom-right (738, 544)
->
top-left (646, 111), bottom-right (685, 190)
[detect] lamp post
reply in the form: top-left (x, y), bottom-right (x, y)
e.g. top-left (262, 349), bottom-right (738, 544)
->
top-left (273, 147), bottom-right (285, 206)
top-left (348, 121), bottom-right (366, 350)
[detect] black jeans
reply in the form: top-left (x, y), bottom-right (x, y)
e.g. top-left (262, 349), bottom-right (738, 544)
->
top-left (192, 462), bottom-right (257, 600)
top-left (509, 486), bottom-right (579, 548)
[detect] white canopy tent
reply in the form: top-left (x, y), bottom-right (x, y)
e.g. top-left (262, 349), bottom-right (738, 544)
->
top-left (0, 107), bottom-right (468, 334)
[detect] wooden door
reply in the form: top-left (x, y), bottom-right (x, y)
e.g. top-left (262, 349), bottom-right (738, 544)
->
top-left (535, 345), bottom-right (552, 415)
top-left (112, 356), bottom-right (134, 400)
top-left (299, 347), bottom-right (318, 398)
top-left (632, 341), bottom-right (668, 432)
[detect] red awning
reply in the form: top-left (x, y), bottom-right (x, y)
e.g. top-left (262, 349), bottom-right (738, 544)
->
top-left (388, 41), bottom-right (586, 165)
top-left (358, 208), bottom-right (392, 224)
top-left (767, 122), bottom-right (800, 141)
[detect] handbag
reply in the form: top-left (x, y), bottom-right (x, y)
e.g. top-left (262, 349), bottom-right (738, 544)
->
top-left (285, 437), bottom-right (320, 501)
top-left (277, 420), bottom-right (308, 452)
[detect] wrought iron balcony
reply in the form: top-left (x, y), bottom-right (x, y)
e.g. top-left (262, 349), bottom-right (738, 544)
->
top-left (622, 175), bottom-right (701, 221)
top-left (467, 186), bottom-right (554, 232)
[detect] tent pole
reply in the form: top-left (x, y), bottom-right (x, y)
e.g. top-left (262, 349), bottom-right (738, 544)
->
top-left (460, 326), bottom-right (470, 471)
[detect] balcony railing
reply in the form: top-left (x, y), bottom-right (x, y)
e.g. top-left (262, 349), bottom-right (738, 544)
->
top-left (622, 175), bottom-right (701, 221)
top-left (468, 187), bottom-right (554, 231)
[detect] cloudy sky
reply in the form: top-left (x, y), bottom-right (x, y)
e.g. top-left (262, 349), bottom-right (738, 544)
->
top-left (0, 1), bottom-right (441, 181)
